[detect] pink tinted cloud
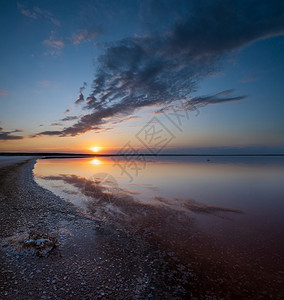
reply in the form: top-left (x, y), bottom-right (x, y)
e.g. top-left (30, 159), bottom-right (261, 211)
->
top-left (239, 76), bottom-right (258, 83)
top-left (72, 29), bottom-right (101, 45)
top-left (0, 89), bottom-right (8, 96)
top-left (38, 80), bottom-right (50, 87)
top-left (17, 3), bottom-right (60, 26)
top-left (43, 31), bottom-right (64, 55)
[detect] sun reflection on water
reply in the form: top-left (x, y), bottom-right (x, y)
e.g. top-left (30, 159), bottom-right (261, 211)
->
top-left (90, 158), bottom-right (103, 165)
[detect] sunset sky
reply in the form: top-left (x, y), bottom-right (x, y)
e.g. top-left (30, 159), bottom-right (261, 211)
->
top-left (0, 0), bottom-right (283, 154)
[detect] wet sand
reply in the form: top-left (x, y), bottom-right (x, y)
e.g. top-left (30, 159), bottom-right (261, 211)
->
top-left (0, 158), bottom-right (283, 299)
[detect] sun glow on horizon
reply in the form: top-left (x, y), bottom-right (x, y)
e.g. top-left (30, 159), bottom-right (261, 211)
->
top-left (90, 146), bottom-right (102, 153)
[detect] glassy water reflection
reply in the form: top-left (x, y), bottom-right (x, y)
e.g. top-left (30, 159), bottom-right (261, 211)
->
top-left (33, 156), bottom-right (284, 296)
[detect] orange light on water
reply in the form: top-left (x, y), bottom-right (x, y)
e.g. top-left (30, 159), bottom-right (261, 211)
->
top-left (90, 158), bottom-right (102, 165)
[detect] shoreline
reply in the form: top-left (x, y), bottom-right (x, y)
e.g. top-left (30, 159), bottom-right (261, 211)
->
top-left (0, 158), bottom-right (82, 238)
top-left (1, 153), bottom-right (284, 159)
top-left (1, 158), bottom-right (283, 299)
top-left (0, 159), bottom-right (178, 299)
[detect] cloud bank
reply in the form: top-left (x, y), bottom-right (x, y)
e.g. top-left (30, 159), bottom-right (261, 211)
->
top-left (0, 127), bottom-right (23, 140)
top-left (37, 0), bottom-right (284, 137)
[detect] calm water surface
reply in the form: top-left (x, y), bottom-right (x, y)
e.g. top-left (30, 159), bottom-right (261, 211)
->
top-left (33, 156), bottom-right (284, 295)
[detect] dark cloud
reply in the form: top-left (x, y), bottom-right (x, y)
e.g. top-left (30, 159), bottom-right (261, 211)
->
top-left (186, 90), bottom-right (246, 107)
top-left (111, 115), bottom-right (140, 125)
top-left (60, 116), bottom-right (80, 122)
top-left (35, 126), bottom-right (112, 137)
top-left (75, 82), bottom-right (87, 105)
top-left (64, 109), bottom-right (71, 114)
top-left (34, 130), bottom-right (63, 137)
top-left (0, 130), bottom-right (24, 140)
top-left (156, 90), bottom-right (246, 116)
top-left (166, 0), bottom-right (284, 57)
top-left (75, 93), bottom-right (84, 105)
top-left (50, 122), bottom-right (63, 126)
top-left (36, 0), bottom-right (284, 137)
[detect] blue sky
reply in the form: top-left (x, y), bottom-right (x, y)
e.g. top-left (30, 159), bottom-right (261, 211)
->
top-left (0, 0), bottom-right (283, 153)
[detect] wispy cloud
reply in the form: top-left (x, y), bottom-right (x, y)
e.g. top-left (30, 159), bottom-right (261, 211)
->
top-left (35, 126), bottom-right (111, 137)
top-left (33, 116), bottom-right (80, 137)
top-left (32, 130), bottom-right (62, 137)
top-left (64, 109), bottom-right (71, 114)
top-left (111, 115), bottom-right (140, 125)
top-left (156, 90), bottom-right (246, 115)
top-left (75, 82), bottom-right (87, 105)
top-left (35, 0), bottom-right (284, 137)
top-left (43, 31), bottom-right (64, 56)
top-left (17, 2), bottom-right (37, 19)
top-left (0, 128), bottom-right (24, 140)
top-left (17, 2), bottom-right (60, 26)
top-left (60, 116), bottom-right (79, 122)
top-left (50, 122), bottom-right (63, 126)
top-left (239, 76), bottom-right (258, 83)
top-left (0, 89), bottom-right (8, 96)
top-left (72, 28), bottom-right (101, 45)
top-left (38, 80), bottom-right (51, 87)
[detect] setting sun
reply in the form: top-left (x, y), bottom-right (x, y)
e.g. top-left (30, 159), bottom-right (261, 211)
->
top-left (91, 146), bottom-right (102, 153)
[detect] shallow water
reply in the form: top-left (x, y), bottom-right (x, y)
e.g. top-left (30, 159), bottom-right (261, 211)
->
top-left (33, 156), bottom-right (284, 296)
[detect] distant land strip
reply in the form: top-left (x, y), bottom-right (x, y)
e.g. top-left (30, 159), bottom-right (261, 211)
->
top-left (0, 153), bottom-right (283, 158)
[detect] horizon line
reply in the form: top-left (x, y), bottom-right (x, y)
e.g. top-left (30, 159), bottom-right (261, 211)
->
top-left (0, 152), bottom-right (283, 157)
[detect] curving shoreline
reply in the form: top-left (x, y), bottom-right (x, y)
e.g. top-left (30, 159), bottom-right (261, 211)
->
top-left (0, 158), bottom-right (82, 238)
top-left (1, 158), bottom-right (283, 299)
top-left (0, 159), bottom-right (176, 299)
